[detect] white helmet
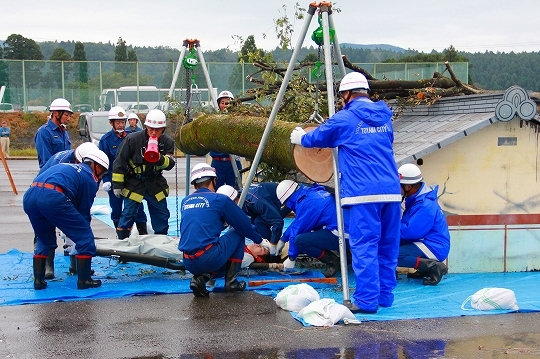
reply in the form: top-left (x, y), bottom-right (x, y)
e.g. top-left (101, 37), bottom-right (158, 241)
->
top-left (83, 149), bottom-right (109, 170)
top-left (339, 72), bottom-right (370, 92)
top-left (276, 180), bottom-right (299, 204)
top-left (144, 109), bottom-right (167, 128)
top-left (75, 142), bottom-right (99, 162)
top-left (49, 98), bottom-right (73, 113)
top-left (190, 163), bottom-right (217, 184)
top-left (216, 185), bottom-right (238, 200)
top-left (398, 163), bottom-right (423, 184)
top-left (217, 90), bottom-right (234, 101)
top-left (108, 106), bottom-right (127, 120)
top-left (128, 112), bottom-right (139, 120)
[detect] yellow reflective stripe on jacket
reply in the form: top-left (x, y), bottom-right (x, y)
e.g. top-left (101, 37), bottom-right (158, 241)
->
top-left (155, 188), bottom-right (169, 202)
top-left (125, 189), bottom-right (144, 203)
top-left (128, 159), bottom-right (146, 174)
top-left (112, 172), bottom-right (124, 182)
top-left (155, 155), bottom-right (170, 171)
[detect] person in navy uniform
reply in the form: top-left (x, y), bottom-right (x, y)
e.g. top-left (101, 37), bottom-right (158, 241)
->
top-left (0, 120), bottom-right (11, 158)
top-left (179, 163), bottom-right (263, 297)
top-left (126, 112), bottom-right (142, 133)
top-left (34, 98), bottom-right (73, 169)
top-left (99, 107), bottom-right (148, 236)
top-left (210, 90), bottom-right (242, 189)
top-left (24, 149), bottom-right (109, 290)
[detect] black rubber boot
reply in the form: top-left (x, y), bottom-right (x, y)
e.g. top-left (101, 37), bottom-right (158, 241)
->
top-left (190, 273), bottom-right (211, 297)
top-left (76, 255), bottom-right (102, 289)
top-left (69, 255), bottom-right (94, 275)
top-left (318, 251), bottom-right (341, 277)
top-left (33, 255), bottom-right (48, 290)
top-left (225, 260), bottom-right (246, 292)
top-left (44, 248), bottom-right (55, 279)
top-left (407, 270), bottom-right (428, 279)
top-left (417, 258), bottom-right (448, 286)
top-left (136, 222), bottom-right (148, 235)
top-left (116, 227), bottom-right (130, 240)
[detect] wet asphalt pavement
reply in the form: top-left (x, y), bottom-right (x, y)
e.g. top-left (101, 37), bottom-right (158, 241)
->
top-left (0, 159), bottom-right (539, 358)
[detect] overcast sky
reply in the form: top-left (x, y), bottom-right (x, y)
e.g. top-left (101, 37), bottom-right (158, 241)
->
top-left (2, 0), bottom-right (540, 54)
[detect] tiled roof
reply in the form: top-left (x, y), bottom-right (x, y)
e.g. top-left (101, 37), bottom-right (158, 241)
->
top-left (391, 87), bottom-right (538, 165)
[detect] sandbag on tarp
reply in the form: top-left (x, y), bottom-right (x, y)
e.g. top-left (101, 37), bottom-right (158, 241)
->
top-left (95, 235), bottom-right (182, 260)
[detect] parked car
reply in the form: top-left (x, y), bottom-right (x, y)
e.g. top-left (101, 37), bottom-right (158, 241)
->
top-left (0, 103), bottom-right (15, 113)
top-left (73, 104), bottom-right (94, 113)
top-left (126, 104), bottom-right (150, 114)
top-left (78, 111), bottom-right (143, 146)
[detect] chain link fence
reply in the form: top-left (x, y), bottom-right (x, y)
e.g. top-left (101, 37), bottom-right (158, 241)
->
top-left (0, 60), bottom-right (468, 111)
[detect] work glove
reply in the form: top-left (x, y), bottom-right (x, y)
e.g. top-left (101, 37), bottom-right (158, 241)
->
top-left (113, 189), bottom-right (122, 198)
top-left (283, 258), bottom-right (296, 271)
top-left (290, 127), bottom-right (306, 145)
top-left (260, 239), bottom-right (276, 255)
top-left (275, 239), bottom-right (286, 256)
top-left (102, 182), bottom-right (112, 192)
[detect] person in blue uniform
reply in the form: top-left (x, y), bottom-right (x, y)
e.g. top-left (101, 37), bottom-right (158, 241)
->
top-left (217, 182), bottom-right (290, 254)
top-left (0, 120), bottom-right (11, 158)
top-left (24, 149), bottom-right (109, 290)
top-left (126, 113), bottom-right (142, 133)
top-left (398, 163), bottom-right (450, 285)
top-left (34, 98), bottom-right (73, 169)
top-left (275, 180), bottom-right (345, 278)
top-left (179, 163), bottom-right (263, 297)
top-left (99, 107), bottom-right (148, 236)
top-left (37, 141), bottom-right (98, 274)
top-left (291, 72), bottom-right (402, 314)
top-left (112, 109), bottom-right (175, 239)
top-left (210, 90), bottom-right (242, 189)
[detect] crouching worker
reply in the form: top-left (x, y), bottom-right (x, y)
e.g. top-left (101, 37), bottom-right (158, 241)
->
top-left (275, 180), bottom-right (345, 278)
top-left (179, 164), bottom-right (263, 297)
top-left (398, 163), bottom-right (450, 285)
top-left (23, 150), bottom-right (109, 290)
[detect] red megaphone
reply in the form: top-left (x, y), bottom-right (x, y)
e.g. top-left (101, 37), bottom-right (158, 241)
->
top-left (144, 136), bottom-right (160, 163)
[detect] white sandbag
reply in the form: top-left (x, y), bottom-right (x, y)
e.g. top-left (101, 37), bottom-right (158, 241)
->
top-left (274, 283), bottom-right (320, 312)
top-left (90, 204), bottom-right (111, 215)
top-left (298, 298), bottom-right (357, 327)
top-left (461, 287), bottom-right (519, 311)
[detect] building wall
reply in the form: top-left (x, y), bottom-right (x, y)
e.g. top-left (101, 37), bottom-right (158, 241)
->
top-left (411, 118), bottom-right (540, 272)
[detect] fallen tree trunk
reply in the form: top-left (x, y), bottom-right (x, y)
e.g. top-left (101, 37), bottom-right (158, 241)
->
top-left (176, 114), bottom-right (334, 182)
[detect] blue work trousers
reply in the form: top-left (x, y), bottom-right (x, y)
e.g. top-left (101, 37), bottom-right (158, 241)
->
top-left (212, 159), bottom-right (241, 189)
top-left (346, 202), bottom-right (401, 311)
top-left (182, 228), bottom-right (245, 278)
top-left (119, 194), bottom-right (170, 235)
top-left (398, 242), bottom-right (426, 268)
top-left (107, 190), bottom-right (147, 226)
top-left (294, 229), bottom-right (340, 259)
top-left (23, 187), bottom-right (96, 256)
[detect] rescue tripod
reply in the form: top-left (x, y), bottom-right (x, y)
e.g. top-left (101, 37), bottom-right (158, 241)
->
top-left (165, 39), bottom-right (243, 200)
top-left (236, 2), bottom-right (352, 305)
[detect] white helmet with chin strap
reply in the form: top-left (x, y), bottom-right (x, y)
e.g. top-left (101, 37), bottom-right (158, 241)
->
top-left (190, 163), bottom-right (217, 185)
top-left (398, 163), bottom-right (423, 184)
top-left (108, 106), bottom-right (127, 120)
top-left (83, 149), bottom-right (109, 171)
top-left (339, 72), bottom-right (370, 92)
top-left (217, 90), bottom-right (234, 101)
top-left (144, 109), bottom-right (167, 128)
top-left (276, 180), bottom-right (299, 204)
top-left (75, 142), bottom-right (99, 162)
top-left (49, 98), bottom-right (73, 113)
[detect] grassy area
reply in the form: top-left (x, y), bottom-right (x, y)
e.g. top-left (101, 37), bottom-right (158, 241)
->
top-left (11, 147), bottom-right (37, 157)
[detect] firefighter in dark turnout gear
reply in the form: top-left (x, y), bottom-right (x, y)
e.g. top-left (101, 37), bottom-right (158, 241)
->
top-left (112, 109), bottom-right (176, 238)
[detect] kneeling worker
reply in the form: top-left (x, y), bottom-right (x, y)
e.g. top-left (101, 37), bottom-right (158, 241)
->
top-left (179, 164), bottom-right (263, 297)
top-left (398, 163), bottom-right (450, 285)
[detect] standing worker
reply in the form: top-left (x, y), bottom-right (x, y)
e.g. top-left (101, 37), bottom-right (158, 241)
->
top-left (112, 109), bottom-right (175, 239)
top-left (210, 90), bottom-right (242, 189)
top-left (35, 98), bottom-right (73, 168)
top-left (180, 164), bottom-right (263, 297)
top-left (126, 113), bottom-right (142, 133)
top-left (290, 72), bottom-right (402, 314)
top-left (398, 163), bottom-right (450, 285)
top-left (24, 149), bottom-right (109, 290)
top-left (0, 120), bottom-right (10, 158)
top-left (99, 107), bottom-right (148, 236)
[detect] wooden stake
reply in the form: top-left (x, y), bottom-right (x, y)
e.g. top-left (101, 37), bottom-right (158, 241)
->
top-left (0, 147), bottom-right (17, 195)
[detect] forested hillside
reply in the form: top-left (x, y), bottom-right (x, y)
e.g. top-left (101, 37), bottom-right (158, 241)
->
top-left (3, 36), bottom-right (540, 91)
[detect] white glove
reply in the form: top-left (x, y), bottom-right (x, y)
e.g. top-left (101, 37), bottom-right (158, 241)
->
top-left (276, 240), bottom-right (286, 255)
top-left (283, 258), bottom-right (296, 271)
top-left (290, 127), bottom-right (306, 145)
top-left (102, 182), bottom-right (112, 192)
top-left (113, 189), bottom-right (122, 198)
top-left (260, 239), bottom-right (275, 254)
